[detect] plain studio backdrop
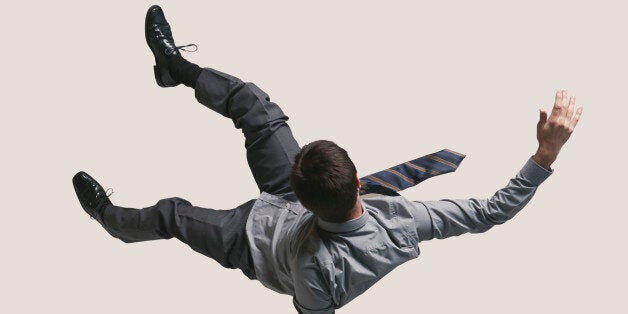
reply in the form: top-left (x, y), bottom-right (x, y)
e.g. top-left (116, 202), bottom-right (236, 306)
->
top-left (1, 1), bottom-right (625, 313)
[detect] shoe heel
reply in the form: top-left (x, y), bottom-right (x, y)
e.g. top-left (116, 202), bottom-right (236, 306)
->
top-left (153, 65), bottom-right (166, 87)
top-left (154, 65), bottom-right (179, 87)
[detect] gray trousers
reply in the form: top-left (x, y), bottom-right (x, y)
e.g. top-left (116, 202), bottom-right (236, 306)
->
top-left (99, 67), bottom-right (302, 280)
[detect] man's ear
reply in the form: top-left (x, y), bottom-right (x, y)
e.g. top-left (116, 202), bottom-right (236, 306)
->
top-left (355, 174), bottom-right (361, 190)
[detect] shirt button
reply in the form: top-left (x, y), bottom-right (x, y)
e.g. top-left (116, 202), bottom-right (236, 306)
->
top-left (285, 203), bottom-right (291, 209)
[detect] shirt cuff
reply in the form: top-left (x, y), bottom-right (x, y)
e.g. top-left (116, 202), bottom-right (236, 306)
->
top-left (520, 155), bottom-right (554, 186)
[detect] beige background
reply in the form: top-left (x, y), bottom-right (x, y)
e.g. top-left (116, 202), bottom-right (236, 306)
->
top-left (1, 0), bottom-right (626, 313)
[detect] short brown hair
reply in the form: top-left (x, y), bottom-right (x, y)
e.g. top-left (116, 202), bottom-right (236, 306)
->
top-left (289, 139), bottom-right (358, 222)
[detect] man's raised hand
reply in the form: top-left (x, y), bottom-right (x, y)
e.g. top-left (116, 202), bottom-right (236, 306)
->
top-left (533, 90), bottom-right (583, 169)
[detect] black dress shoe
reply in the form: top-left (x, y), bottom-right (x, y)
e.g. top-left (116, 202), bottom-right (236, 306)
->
top-left (145, 5), bottom-right (197, 87)
top-left (72, 171), bottom-right (113, 223)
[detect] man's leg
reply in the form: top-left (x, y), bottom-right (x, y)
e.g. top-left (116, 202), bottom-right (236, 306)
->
top-left (147, 5), bottom-right (300, 195)
top-left (99, 197), bottom-right (258, 280)
top-left (169, 57), bottom-right (302, 196)
top-left (72, 171), bottom-right (257, 278)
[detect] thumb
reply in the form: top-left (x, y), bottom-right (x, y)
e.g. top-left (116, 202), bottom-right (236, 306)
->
top-left (538, 109), bottom-right (548, 125)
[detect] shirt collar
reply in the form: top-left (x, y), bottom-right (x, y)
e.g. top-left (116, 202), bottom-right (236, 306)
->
top-left (316, 199), bottom-right (369, 233)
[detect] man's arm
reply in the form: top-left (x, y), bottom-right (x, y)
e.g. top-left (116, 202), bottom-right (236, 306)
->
top-left (410, 155), bottom-right (552, 241)
top-left (409, 90), bottom-right (583, 241)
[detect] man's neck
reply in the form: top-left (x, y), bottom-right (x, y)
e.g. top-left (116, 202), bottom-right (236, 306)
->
top-left (345, 195), bottom-right (363, 220)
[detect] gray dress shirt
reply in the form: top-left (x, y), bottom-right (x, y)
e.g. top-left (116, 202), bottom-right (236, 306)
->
top-left (245, 156), bottom-right (554, 313)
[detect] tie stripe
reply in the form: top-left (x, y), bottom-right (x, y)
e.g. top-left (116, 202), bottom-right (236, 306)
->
top-left (403, 161), bottom-right (441, 175)
top-left (359, 148), bottom-right (466, 196)
top-left (425, 155), bottom-right (460, 169)
top-left (365, 175), bottom-right (401, 192)
top-left (384, 168), bottom-right (417, 185)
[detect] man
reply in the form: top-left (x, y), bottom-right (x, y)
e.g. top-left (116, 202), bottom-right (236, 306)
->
top-left (72, 5), bottom-right (583, 313)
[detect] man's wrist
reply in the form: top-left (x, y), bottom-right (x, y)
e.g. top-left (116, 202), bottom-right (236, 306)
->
top-left (533, 146), bottom-right (558, 170)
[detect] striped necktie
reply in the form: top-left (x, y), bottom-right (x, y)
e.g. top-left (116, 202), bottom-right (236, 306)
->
top-left (359, 148), bottom-right (466, 196)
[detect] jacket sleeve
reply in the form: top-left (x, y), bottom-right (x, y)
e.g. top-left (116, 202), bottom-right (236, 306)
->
top-left (408, 155), bottom-right (554, 241)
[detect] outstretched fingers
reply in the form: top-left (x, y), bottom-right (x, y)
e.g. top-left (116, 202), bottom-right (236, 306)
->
top-left (569, 107), bottom-right (583, 132)
top-left (551, 90), bottom-right (566, 122)
top-left (566, 95), bottom-right (575, 118)
top-left (563, 92), bottom-right (583, 133)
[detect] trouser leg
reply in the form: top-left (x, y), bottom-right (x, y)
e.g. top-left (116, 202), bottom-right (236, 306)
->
top-left (99, 197), bottom-right (257, 279)
top-left (193, 67), bottom-right (302, 195)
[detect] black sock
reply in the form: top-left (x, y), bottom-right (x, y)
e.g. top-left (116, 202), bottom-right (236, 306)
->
top-left (168, 55), bottom-right (202, 88)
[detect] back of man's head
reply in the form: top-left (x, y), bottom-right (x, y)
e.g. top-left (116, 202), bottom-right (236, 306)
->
top-left (289, 139), bottom-right (358, 223)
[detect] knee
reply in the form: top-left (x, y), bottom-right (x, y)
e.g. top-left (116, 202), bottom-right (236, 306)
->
top-left (156, 197), bottom-right (192, 207)
top-left (154, 197), bottom-right (193, 234)
top-left (154, 197), bottom-right (192, 217)
top-left (230, 83), bottom-right (290, 131)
